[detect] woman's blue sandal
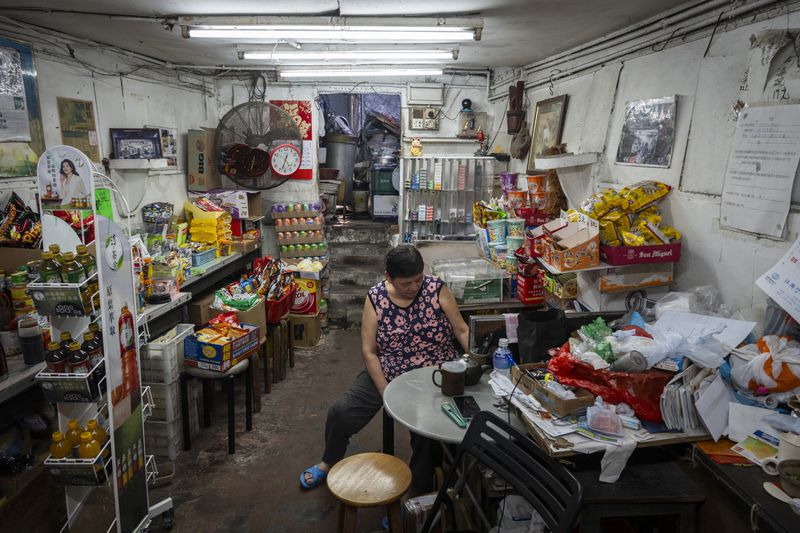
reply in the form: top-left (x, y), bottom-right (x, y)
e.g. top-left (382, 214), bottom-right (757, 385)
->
top-left (300, 464), bottom-right (328, 489)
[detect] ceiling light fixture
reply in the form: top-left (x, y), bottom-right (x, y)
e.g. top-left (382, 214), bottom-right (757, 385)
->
top-left (239, 49), bottom-right (457, 63)
top-left (178, 16), bottom-right (482, 42)
top-left (278, 68), bottom-right (444, 78)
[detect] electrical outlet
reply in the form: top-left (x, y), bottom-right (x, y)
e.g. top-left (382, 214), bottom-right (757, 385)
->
top-left (411, 118), bottom-right (424, 129)
top-left (424, 118), bottom-right (438, 129)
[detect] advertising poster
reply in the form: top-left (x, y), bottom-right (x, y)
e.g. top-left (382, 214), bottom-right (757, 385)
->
top-left (36, 145), bottom-right (95, 243)
top-left (96, 215), bottom-right (149, 533)
top-left (270, 99), bottom-right (313, 179)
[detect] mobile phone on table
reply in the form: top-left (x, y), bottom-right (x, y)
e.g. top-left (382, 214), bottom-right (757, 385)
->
top-left (453, 395), bottom-right (481, 421)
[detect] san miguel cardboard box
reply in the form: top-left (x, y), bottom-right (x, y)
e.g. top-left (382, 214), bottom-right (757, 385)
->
top-left (188, 128), bottom-right (222, 192)
top-left (290, 313), bottom-right (321, 348)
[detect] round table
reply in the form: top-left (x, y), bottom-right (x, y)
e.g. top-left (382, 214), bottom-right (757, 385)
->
top-left (382, 365), bottom-right (523, 444)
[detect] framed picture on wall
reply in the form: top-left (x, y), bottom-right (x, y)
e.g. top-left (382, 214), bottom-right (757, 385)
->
top-left (110, 128), bottom-right (162, 160)
top-left (526, 95), bottom-right (568, 172)
top-left (615, 96), bottom-right (677, 168)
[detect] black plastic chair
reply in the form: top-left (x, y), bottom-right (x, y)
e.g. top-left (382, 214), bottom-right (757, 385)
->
top-left (421, 411), bottom-right (582, 533)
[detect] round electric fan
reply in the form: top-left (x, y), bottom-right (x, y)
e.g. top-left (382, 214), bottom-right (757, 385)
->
top-left (214, 102), bottom-right (303, 189)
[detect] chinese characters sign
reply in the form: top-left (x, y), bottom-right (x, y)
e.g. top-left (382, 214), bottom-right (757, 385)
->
top-left (757, 234), bottom-right (800, 323)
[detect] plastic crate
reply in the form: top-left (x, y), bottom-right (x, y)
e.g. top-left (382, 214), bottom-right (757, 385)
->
top-left (142, 324), bottom-right (195, 384)
top-left (144, 394), bottom-right (200, 460)
top-left (192, 247), bottom-right (217, 266)
top-left (145, 381), bottom-right (180, 422)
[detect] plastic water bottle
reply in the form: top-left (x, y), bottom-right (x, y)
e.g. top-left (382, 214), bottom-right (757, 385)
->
top-left (492, 338), bottom-right (513, 379)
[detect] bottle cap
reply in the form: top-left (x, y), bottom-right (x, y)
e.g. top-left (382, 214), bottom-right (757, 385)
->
top-left (86, 419), bottom-right (97, 429)
top-left (80, 432), bottom-right (92, 443)
top-left (49, 244), bottom-right (61, 252)
top-left (69, 342), bottom-right (81, 351)
top-left (76, 244), bottom-right (88, 254)
top-left (83, 332), bottom-right (94, 341)
top-left (60, 332), bottom-right (71, 340)
top-left (67, 419), bottom-right (78, 429)
top-left (62, 252), bottom-right (75, 261)
top-left (47, 342), bottom-right (60, 351)
top-left (52, 431), bottom-right (64, 441)
top-left (498, 338), bottom-right (509, 348)
top-left (42, 251), bottom-right (54, 260)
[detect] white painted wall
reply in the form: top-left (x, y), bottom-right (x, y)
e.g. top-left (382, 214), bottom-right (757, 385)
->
top-left (499, 10), bottom-right (800, 314)
top-left (30, 52), bottom-right (216, 226)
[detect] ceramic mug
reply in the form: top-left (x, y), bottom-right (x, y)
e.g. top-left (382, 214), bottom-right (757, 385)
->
top-left (432, 360), bottom-right (467, 397)
top-left (763, 432), bottom-right (800, 476)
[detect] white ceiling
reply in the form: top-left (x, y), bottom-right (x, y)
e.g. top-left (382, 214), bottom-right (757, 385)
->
top-left (0, 0), bottom-right (692, 69)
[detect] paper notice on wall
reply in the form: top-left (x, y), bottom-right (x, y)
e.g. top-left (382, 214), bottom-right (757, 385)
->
top-left (0, 46), bottom-right (31, 142)
top-left (720, 105), bottom-right (800, 238)
top-left (756, 234), bottom-right (800, 323)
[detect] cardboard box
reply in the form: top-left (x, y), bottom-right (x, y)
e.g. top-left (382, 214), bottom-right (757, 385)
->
top-left (210, 297), bottom-right (267, 343)
top-left (516, 270), bottom-right (544, 305)
top-left (291, 278), bottom-right (319, 315)
top-left (183, 323), bottom-right (260, 372)
top-left (187, 128), bottom-right (222, 192)
top-left (231, 239), bottom-right (260, 254)
top-left (372, 194), bottom-right (399, 219)
top-left (576, 275), bottom-right (669, 312)
top-left (531, 218), bottom-right (599, 272)
top-left (596, 263), bottom-right (673, 293)
top-left (601, 242), bottom-right (682, 266)
top-left (0, 247), bottom-right (42, 273)
top-left (543, 272), bottom-right (577, 299)
top-left (189, 189), bottom-right (262, 220)
top-left (290, 312), bottom-right (321, 348)
top-left (188, 292), bottom-right (216, 325)
top-left (511, 363), bottom-right (595, 417)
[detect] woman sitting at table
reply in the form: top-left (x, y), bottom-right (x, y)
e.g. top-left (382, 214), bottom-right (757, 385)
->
top-left (300, 244), bottom-right (470, 492)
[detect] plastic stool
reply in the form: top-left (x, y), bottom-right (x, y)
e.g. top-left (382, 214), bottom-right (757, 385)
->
top-left (327, 452), bottom-right (411, 532)
top-left (180, 358), bottom-right (253, 454)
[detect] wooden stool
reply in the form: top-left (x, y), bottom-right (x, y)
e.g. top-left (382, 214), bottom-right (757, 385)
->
top-left (180, 358), bottom-right (253, 455)
top-left (574, 462), bottom-right (705, 533)
top-left (327, 453), bottom-right (411, 533)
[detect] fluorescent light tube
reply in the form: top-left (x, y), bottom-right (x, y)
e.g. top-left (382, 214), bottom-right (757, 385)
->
top-left (279, 68), bottom-right (443, 78)
top-left (240, 50), bottom-right (456, 65)
top-left (188, 27), bottom-right (475, 41)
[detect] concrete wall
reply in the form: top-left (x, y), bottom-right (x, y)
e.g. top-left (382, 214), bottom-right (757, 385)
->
top-left (496, 9), bottom-right (800, 314)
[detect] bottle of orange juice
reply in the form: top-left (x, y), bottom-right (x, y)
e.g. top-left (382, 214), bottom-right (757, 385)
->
top-left (86, 419), bottom-right (108, 458)
top-left (66, 419), bottom-right (83, 451)
top-left (49, 431), bottom-right (71, 459)
top-left (79, 432), bottom-right (104, 481)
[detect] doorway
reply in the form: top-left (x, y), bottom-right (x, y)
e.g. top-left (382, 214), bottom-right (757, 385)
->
top-left (318, 92), bottom-right (401, 222)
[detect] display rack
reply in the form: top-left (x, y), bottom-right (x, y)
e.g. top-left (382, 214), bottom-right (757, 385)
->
top-left (34, 146), bottom-right (172, 533)
top-left (399, 155), bottom-right (499, 242)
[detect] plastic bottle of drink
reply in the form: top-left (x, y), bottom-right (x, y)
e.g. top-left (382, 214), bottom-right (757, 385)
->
top-left (492, 338), bottom-right (513, 379)
top-left (39, 251), bottom-right (62, 283)
top-left (59, 331), bottom-right (73, 351)
top-left (76, 245), bottom-right (99, 308)
top-left (79, 431), bottom-right (105, 481)
top-left (67, 342), bottom-right (91, 374)
top-left (86, 419), bottom-right (109, 459)
top-left (65, 419), bottom-right (83, 452)
top-left (45, 341), bottom-right (67, 373)
top-left (49, 431), bottom-right (71, 459)
top-left (48, 244), bottom-right (63, 267)
top-left (81, 332), bottom-right (103, 367)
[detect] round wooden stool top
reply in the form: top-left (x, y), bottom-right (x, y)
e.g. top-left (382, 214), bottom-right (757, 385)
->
top-left (327, 453), bottom-right (412, 507)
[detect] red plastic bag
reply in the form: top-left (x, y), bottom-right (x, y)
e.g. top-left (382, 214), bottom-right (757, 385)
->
top-left (547, 343), bottom-right (672, 422)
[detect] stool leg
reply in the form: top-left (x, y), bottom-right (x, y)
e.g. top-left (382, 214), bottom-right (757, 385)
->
top-left (338, 504), bottom-right (357, 533)
top-left (202, 379), bottom-right (212, 428)
top-left (279, 321), bottom-right (287, 381)
top-left (245, 361), bottom-right (253, 431)
top-left (262, 343), bottom-right (272, 394)
top-left (270, 326), bottom-right (280, 384)
top-left (250, 353), bottom-right (261, 414)
top-left (383, 410), bottom-right (395, 455)
top-left (387, 501), bottom-right (403, 533)
top-left (227, 375), bottom-right (235, 454)
top-left (180, 372), bottom-right (191, 451)
top-left (288, 321), bottom-right (295, 368)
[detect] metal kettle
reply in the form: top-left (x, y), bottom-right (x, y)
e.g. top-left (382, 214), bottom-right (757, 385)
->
top-left (462, 353), bottom-right (491, 386)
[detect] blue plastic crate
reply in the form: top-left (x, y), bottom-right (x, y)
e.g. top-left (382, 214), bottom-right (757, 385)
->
top-left (191, 247), bottom-right (217, 266)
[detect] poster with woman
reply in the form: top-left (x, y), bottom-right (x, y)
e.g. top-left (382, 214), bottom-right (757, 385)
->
top-left (36, 145), bottom-right (93, 208)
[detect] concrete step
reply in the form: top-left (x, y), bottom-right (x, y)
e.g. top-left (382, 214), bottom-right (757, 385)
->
top-left (328, 250), bottom-right (386, 266)
top-left (330, 266), bottom-right (383, 290)
top-left (326, 220), bottom-right (392, 245)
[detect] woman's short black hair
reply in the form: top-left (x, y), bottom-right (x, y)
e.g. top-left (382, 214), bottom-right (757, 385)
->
top-left (385, 244), bottom-right (424, 279)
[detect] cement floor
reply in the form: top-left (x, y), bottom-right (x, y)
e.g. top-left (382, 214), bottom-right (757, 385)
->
top-left (150, 327), bottom-right (412, 533)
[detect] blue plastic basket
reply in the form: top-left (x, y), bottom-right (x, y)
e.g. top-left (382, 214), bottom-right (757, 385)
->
top-left (191, 247), bottom-right (217, 266)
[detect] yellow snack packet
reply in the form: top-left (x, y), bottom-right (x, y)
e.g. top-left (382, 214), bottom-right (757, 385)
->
top-left (660, 225), bottom-right (681, 242)
top-left (619, 181), bottom-right (671, 212)
top-left (621, 229), bottom-right (646, 247)
top-left (579, 189), bottom-right (621, 219)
